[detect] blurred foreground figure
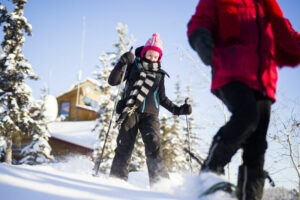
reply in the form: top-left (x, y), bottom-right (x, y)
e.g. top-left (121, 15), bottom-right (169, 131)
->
top-left (187, 0), bottom-right (300, 199)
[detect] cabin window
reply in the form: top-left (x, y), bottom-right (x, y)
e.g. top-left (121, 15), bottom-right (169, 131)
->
top-left (83, 96), bottom-right (98, 108)
top-left (60, 101), bottom-right (70, 116)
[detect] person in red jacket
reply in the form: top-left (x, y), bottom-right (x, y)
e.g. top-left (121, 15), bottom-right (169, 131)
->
top-left (187, 0), bottom-right (300, 199)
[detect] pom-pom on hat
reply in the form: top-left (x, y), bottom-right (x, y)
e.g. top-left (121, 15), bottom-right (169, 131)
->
top-left (140, 33), bottom-right (163, 61)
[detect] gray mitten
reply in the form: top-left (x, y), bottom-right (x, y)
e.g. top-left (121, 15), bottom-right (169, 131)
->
top-left (188, 27), bottom-right (214, 66)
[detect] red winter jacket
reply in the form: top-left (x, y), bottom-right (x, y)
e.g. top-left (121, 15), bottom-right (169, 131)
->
top-left (188, 0), bottom-right (300, 101)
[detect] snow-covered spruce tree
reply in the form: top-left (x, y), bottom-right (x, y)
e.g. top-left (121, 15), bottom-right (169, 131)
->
top-left (18, 86), bottom-right (54, 165)
top-left (92, 51), bottom-right (117, 173)
top-left (92, 23), bottom-right (136, 173)
top-left (0, 0), bottom-right (40, 164)
top-left (161, 75), bottom-right (190, 172)
top-left (160, 114), bottom-right (176, 171)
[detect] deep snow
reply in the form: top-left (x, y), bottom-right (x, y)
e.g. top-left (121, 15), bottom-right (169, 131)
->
top-left (0, 155), bottom-right (236, 200)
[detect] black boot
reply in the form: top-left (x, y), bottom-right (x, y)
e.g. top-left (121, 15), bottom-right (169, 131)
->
top-left (109, 151), bottom-right (132, 181)
top-left (146, 157), bottom-right (169, 186)
top-left (237, 165), bottom-right (267, 200)
top-left (201, 136), bottom-right (237, 175)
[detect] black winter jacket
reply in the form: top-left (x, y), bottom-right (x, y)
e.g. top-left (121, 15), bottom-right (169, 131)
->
top-left (108, 47), bottom-right (178, 115)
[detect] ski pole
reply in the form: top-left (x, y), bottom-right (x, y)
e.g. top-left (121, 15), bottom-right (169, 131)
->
top-left (185, 98), bottom-right (193, 172)
top-left (183, 148), bottom-right (203, 166)
top-left (93, 46), bottom-right (133, 176)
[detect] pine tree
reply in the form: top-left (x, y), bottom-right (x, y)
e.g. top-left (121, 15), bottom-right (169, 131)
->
top-left (18, 86), bottom-right (54, 165)
top-left (161, 76), bottom-right (204, 173)
top-left (171, 76), bottom-right (190, 172)
top-left (92, 23), bottom-right (136, 173)
top-left (92, 51), bottom-right (118, 173)
top-left (0, 0), bottom-right (40, 164)
top-left (160, 114), bottom-right (175, 171)
top-left (161, 75), bottom-right (189, 172)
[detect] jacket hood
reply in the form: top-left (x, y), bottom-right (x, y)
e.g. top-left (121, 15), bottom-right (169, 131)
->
top-left (135, 46), bottom-right (144, 58)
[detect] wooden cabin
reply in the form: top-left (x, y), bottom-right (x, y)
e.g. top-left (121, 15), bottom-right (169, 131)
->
top-left (10, 79), bottom-right (102, 162)
top-left (56, 78), bottom-right (101, 121)
top-left (12, 121), bottom-right (97, 162)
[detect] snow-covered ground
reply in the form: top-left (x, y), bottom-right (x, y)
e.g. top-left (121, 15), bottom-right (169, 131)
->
top-left (0, 155), bottom-right (236, 200)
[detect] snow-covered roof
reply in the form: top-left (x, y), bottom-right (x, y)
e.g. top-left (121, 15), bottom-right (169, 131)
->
top-left (86, 78), bottom-right (100, 86)
top-left (56, 77), bottom-right (100, 98)
top-left (48, 121), bottom-right (98, 150)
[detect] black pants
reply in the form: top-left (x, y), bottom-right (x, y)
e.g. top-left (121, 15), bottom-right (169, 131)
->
top-left (110, 112), bottom-right (169, 186)
top-left (203, 82), bottom-right (272, 173)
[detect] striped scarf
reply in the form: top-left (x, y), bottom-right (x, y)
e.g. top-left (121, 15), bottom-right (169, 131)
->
top-left (115, 59), bottom-right (160, 128)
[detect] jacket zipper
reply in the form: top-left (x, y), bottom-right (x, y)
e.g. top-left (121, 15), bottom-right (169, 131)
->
top-left (153, 89), bottom-right (159, 109)
top-left (253, 0), bottom-right (266, 96)
top-left (142, 97), bottom-right (146, 113)
top-left (142, 90), bottom-right (159, 113)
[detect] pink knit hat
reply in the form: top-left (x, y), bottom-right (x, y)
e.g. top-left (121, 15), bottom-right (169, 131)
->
top-left (140, 33), bottom-right (163, 61)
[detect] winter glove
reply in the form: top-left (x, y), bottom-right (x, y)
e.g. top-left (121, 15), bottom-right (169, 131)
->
top-left (188, 27), bottom-right (214, 66)
top-left (116, 51), bottom-right (135, 71)
top-left (173, 103), bottom-right (192, 115)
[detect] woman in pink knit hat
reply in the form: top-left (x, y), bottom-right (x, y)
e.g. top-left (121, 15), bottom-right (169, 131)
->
top-left (108, 33), bottom-right (192, 186)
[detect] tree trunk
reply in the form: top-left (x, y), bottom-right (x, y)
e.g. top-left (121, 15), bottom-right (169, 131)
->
top-left (5, 134), bottom-right (12, 164)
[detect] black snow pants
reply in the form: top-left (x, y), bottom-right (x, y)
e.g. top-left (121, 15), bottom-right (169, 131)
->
top-left (110, 112), bottom-right (169, 186)
top-left (202, 82), bottom-right (272, 200)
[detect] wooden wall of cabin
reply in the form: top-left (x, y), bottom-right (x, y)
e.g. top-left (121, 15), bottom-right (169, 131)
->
top-left (57, 89), bottom-right (79, 121)
top-left (48, 138), bottom-right (93, 158)
top-left (57, 86), bottom-right (100, 121)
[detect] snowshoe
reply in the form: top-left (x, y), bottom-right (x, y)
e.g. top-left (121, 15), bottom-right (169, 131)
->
top-left (197, 172), bottom-right (237, 199)
top-left (199, 181), bottom-right (237, 198)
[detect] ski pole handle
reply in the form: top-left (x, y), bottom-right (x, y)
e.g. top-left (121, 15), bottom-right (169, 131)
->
top-left (185, 98), bottom-right (189, 104)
